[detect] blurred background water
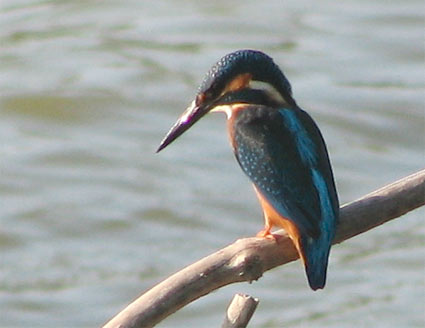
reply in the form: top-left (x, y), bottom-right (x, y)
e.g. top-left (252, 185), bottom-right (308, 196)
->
top-left (0, 1), bottom-right (424, 327)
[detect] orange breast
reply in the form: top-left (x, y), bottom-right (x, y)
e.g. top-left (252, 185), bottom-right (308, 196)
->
top-left (254, 186), bottom-right (306, 264)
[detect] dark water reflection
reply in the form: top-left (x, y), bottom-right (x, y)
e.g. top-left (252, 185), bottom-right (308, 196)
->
top-left (0, 1), bottom-right (424, 327)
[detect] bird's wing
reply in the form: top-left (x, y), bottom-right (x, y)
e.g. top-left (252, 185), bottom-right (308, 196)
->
top-left (232, 106), bottom-right (339, 238)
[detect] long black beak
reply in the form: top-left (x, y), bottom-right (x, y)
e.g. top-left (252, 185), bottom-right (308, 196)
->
top-left (156, 100), bottom-right (209, 152)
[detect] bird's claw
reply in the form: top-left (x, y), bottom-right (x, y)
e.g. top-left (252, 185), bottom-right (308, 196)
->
top-left (256, 227), bottom-right (276, 240)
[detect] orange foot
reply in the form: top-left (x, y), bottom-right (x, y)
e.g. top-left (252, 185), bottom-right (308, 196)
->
top-left (256, 226), bottom-right (276, 240)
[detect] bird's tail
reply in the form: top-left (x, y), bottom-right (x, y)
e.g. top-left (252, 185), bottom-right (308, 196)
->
top-left (300, 235), bottom-right (332, 291)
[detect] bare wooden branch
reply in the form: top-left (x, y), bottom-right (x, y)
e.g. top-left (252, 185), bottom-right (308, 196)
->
top-left (221, 293), bottom-right (259, 328)
top-left (103, 169), bottom-right (425, 328)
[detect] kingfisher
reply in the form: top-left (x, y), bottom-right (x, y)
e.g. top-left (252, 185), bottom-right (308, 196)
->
top-left (157, 50), bottom-right (339, 290)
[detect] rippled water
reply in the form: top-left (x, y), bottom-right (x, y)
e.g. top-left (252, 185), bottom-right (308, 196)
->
top-left (0, 1), bottom-right (424, 327)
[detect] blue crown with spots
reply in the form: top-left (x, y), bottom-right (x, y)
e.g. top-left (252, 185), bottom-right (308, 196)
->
top-left (198, 49), bottom-right (295, 106)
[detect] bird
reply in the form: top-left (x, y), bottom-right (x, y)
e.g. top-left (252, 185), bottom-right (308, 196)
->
top-left (157, 49), bottom-right (339, 290)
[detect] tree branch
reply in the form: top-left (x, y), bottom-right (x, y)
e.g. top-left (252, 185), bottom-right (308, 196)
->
top-left (221, 293), bottom-right (259, 328)
top-left (103, 169), bottom-right (425, 328)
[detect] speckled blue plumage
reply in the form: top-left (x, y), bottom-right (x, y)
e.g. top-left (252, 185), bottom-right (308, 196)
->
top-left (158, 49), bottom-right (339, 290)
top-left (231, 104), bottom-right (339, 289)
top-left (198, 50), bottom-right (296, 107)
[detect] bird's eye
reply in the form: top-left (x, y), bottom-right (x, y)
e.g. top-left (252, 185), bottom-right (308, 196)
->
top-left (196, 93), bottom-right (206, 105)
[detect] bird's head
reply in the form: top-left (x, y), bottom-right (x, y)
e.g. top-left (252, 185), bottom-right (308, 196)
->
top-left (157, 49), bottom-right (296, 152)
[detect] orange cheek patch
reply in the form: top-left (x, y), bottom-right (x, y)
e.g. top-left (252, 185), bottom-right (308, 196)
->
top-left (224, 73), bottom-right (252, 93)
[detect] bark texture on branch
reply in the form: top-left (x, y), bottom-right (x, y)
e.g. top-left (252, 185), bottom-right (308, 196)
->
top-left (221, 293), bottom-right (259, 328)
top-left (103, 170), bottom-right (425, 328)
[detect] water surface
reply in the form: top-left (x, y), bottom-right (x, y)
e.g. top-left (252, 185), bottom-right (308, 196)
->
top-left (0, 1), bottom-right (424, 327)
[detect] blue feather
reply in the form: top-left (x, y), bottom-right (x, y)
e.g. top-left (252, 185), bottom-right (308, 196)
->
top-left (278, 109), bottom-right (318, 166)
top-left (231, 105), bottom-right (339, 289)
